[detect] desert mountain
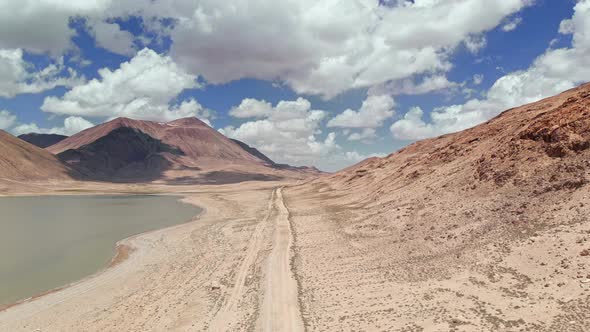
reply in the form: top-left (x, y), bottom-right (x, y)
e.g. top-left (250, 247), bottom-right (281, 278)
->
top-left (18, 133), bottom-right (68, 148)
top-left (231, 139), bottom-right (276, 165)
top-left (316, 82), bottom-right (590, 197)
top-left (49, 117), bottom-right (318, 183)
top-left (283, 83), bottom-right (590, 330)
top-left (0, 130), bottom-right (73, 181)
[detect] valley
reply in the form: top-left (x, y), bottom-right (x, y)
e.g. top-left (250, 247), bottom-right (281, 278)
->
top-left (0, 84), bottom-right (589, 331)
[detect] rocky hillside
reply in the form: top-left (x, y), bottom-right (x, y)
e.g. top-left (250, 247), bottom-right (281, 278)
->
top-left (18, 133), bottom-right (68, 148)
top-left (0, 130), bottom-right (73, 181)
top-left (48, 117), bottom-right (319, 183)
top-left (318, 83), bottom-right (590, 205)
top-left (284, 83), bottom-right (590, 330)
top-left (58, 127), bottom-right (183, 181)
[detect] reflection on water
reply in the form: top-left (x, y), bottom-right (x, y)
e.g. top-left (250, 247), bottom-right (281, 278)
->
top-left (0, 195), bottom-right (201, 306)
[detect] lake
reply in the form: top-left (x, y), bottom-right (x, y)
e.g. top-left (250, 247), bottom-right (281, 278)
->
top-left (0, 195), bottom-right (201, 306)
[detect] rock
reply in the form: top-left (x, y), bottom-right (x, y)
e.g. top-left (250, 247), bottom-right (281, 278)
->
top-left (210, 281), bottom-right (221, 290)
top-left (580, 249), bottom-right (589, 256)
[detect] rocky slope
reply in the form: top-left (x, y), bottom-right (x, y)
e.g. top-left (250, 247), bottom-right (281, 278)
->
top-left (49, 117), bottom-right (318, 183)
top-left (58, 127), bottom-right (183, 181)
top-left (0, 130), bottom-right (73, 181)
top-left (18, 133), bottom-right (68, 148)
top-left (285, 83), bottom-right (590, 330)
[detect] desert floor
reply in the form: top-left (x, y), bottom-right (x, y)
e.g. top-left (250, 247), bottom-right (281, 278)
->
top-left (0, 180), bottom-right (589, 331)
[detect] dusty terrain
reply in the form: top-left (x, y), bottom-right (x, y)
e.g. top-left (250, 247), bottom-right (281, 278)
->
top-left (0, 130), bottom-right (73, 180)
top-left (0, 181), bottom-right (305, 331)
top-left (1, 84), bottom-right (590, 331)
top-left (283, 83), bottom-right (590, 331)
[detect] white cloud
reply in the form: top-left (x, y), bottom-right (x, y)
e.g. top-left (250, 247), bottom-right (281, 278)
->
top-left (11, 116), bottom-right (94, 136)
top-left (0, 110), bottom-right (17, 130)
top-left (390, 0), bottom-right (590, 141)
top-left (0, 48), bottom-right (84, 98)
top-left (89, 21), bottom-right (136, 56)
top-left (222, 97), bottom-right (340, 168)
top-left (328, 94), bottom-right (395, 128)
top-left (0, 0), bottom-right (532, 98)
top-left (229, 98), bottom-right (273, 118)
top-left (41, 48), bottom-right (211, 123)
top-left (464, 34), bottom-right (487, 54)
top-left (0, 0), bottom-right (111, 55)
top-left (348, 128), bottom-right (377, 143)
top-left (369, 75), bottom-right (458, 96)
top-left (155, 0), bottom-right (532, 98)
top-left (344, 151), bottom-right (387, 163)
top-left (502, 16), bottom-right (523, 32)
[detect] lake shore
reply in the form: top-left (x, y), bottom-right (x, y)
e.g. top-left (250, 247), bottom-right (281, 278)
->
top-left (0, 180), bottom-right (290, 331)
top-left (1, 178), bottom-right (588, 331)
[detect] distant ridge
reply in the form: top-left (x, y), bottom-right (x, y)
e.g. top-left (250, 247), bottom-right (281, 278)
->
top-left (320, 82), bottom-right (590, 196)
top-left (47, 117), bottom-right (320, 183)
top-left (18, 133), bottom-right (68, 148)
top-left (0, 130), bottom-right (73, 181)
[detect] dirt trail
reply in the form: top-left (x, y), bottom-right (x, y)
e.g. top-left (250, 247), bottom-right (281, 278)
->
top-left (209, 187), bottom-right (304, 332)
top-left (208, 189), bottom-right (276, 331)
top-left (259, 187), bottom-right (304, 332)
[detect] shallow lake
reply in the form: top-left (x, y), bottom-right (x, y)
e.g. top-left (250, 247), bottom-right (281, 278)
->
top-left (0, 195), bottom-right (201, 306)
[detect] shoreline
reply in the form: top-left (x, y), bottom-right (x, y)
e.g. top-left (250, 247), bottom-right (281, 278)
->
top-left (0, 194), bottom-right (206, 314)
top-left (0, 181), bottom-right (297, 331)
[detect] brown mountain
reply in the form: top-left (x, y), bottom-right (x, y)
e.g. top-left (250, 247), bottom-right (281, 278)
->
top-left (312, 82), bottom-right (590, 197)
top-left (18, 133), bottom-right (68, 148)
top-left (49, 117), bottom-right (318, 183)
top-left (0, 130), bottom-right (73, 181)
top-left (284, 83), bottom-right (590, 329)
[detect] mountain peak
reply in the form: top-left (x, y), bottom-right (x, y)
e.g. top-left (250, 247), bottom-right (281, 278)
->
top-left (166, 117), bottom-right (209, 127)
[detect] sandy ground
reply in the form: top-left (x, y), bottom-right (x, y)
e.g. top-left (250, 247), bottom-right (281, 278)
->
top-left (284, 183), bottom-right (590, 332)
top-left (0, 181), bottom-right (304, 332)
top-left (1, 178), bottom-right (589, 331)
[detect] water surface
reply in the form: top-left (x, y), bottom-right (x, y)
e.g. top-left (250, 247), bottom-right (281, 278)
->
top-left (0, 195), bottom-right (201, 306)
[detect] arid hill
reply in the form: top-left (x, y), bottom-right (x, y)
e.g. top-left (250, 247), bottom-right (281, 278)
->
top-left (284, 83), bottom-right (590, 330)
top-left (0, 130), bottom-right (73, 181)
top-left (18, 133), bottom-right (68, 148)
top-left (49, 117), bottom-right (318, 183)
top-left (57, 127), bottom-right (183, 181)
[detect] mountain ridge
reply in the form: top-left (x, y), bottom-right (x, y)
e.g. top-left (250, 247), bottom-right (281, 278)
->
top-left (47, 116), bottom-right (319, 183)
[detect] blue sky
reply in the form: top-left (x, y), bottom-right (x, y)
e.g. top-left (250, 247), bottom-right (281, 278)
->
top-left (0, 0), bottom-right (588, 171)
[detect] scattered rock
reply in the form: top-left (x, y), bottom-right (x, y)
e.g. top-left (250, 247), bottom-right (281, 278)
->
top-left (210, 281), bottom-right (221, 290)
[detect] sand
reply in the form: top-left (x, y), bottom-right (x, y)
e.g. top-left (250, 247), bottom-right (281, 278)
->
top-left (0, 181), bottom-right (305, 331)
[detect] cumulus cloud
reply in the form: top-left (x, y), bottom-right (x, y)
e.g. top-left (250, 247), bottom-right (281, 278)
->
top-left (390, 0), bottom-right (590, 141)
top-left (0, 0), bottom-right (111, 55)
top-left (11, 116), bottom-right (94, 136)
top-left (464, 34), bottom-right (487, 54)
top-left (156, 0), bottom-right (532, 98)
top-left (0, 0), bottom-right (532, 98)
top-left (369, 75), bottom-right (458, 96)
top-left (348, 128), bottom-right (378, 143)
top-left (0, 110), bottom-right (17, 130)
top-left (221, 97), bottom-right (341, 168)
top-left (344, 151), bottom-right (387, 163)
top-left (328, 95), bottom-right (395, 129)
top-left (89, 21), bottom-right (136, 56)
top-left (0, 48), bottom-right (84, 98)
top-left (229, 98), bottom-right (273, 118)
top-left (41, 48), bottom-right (211, 123)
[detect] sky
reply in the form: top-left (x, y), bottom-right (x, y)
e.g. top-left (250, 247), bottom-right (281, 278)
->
top-left (0, 0), bottom-right (588, 171)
